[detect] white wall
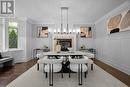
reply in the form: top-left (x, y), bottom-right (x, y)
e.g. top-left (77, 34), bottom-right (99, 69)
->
top-left (1, 18), bottom-right (33, 63)
top-left (77, 26), bottom-right (96, 50)
top-left (0, 19), bottom-right (2, 50)
top-left (95, 1), bottom-right (130, 75)
top-left (0, 18), bottom-right (6, 51)
top-left (32, 24), bottom-right (52, 50)
top-left (32, 24), bottom-right (95, 51)
top-left (14, 18), bottom-right (34, 62)
top-left (26, 21), bottom-right (34, 58)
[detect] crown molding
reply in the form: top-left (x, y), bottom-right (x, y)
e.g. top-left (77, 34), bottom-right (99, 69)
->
top-left (95, 1), bottom-right (130, 24)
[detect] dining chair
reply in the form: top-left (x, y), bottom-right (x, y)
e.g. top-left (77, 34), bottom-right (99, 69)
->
top-left (68, 56), bottom-right (88, 85)
top-left (37, 55), bottom-right (47, 71)
top-left (43, 56), bottom-right (63, 86)
top-left (84, 56), bottom-right (94, 70)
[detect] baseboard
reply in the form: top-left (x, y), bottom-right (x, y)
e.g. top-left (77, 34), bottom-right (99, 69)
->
top-left (97, 58), bottom-right (130, 75)
top-left (14, 57), bottom-right (33, 63)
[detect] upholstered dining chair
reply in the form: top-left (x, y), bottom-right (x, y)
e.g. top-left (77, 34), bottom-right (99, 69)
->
top-left (43, 56), bottom-right (63, 86)
top-left (68, 56), bottom-right (88, 85)
top-left (37, 53), bottom-right (47, 71)
top-left (84, 56), bottom-right (94, 70)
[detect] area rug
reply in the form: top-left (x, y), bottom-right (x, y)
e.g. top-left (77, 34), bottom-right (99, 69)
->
top-left (6, 64), bottom-right (128, 87)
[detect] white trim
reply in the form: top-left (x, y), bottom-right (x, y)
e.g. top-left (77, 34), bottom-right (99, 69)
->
top-left (7, 49), bottom-right (23, 52)
top-left (1, 49), bottom-right (23, 53)
top-left (2, 18), bottom-right (6, 51)
top-left (7, 21), bottom-right (19, 49)
top-left (97, 58), bottom-right (130, 75)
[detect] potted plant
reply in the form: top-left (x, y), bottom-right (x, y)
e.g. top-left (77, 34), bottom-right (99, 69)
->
top-left (43, 45), bottom-right (48, 49)
top-left (80, 45), bottom-right (86, 49)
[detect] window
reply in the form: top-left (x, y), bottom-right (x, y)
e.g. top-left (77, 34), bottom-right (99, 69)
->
top-left (8, 22), bottom-right (18, 48)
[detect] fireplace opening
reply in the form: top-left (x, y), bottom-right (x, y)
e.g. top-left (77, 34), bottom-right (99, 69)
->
top-left (57, 39), bottom-right (72, 51)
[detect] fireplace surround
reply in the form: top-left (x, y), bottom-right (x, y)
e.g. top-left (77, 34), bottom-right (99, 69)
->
top-left (52, 34), bottom-right (77, 51)
top-left (57, 39), bottom-right (72, 51)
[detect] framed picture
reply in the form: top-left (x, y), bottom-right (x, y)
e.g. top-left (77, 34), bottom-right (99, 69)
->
top-left (37, 26), bottom-right (48, 38)
top-left (107, 9), bottom-right (130, 34)
top-left (80, 27), bottom-right (92, 38)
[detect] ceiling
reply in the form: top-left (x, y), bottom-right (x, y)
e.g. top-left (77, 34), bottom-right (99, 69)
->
top-left (15, 0), bottom-right (127, 24)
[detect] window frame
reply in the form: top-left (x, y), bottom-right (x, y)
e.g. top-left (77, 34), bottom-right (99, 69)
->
top-left (8, 21), bottom-right (19, 49)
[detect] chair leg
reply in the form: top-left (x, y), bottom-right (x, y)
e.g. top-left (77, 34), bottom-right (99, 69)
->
top-left (49, 64), bottom-right (53, 86)
top-left (84, 72), bottom-right (87, 78)
top-left (45, 72), bottom-right (48, 78)
top-left (78, 64), bottom-right (80, 85)
top-left (37, 63), bottom-right (39, 71)
top-left (81, 64), bottom-right (82, 85)
top-left (86, 63), bottom-right (89, 75)
top-left (69, 72), bottom-right (71, 78)
top-left (49, 64), bottom-right (51, 86)
top-left (91, 64), bottom-right (93, 71)
top-left (51, 64), bottom-right (53, 86)
top-left (78, 64), bottom-right (82, 85)
top-left (69, 64), bottom-right (71, 78)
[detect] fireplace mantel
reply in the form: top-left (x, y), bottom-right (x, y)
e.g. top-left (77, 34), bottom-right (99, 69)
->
top-left (52, 34), bottom-right (77, 51)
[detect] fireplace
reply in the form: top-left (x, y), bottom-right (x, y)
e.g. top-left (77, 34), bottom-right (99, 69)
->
top-left (52, 34), bottom-right (76, 51)
top-left (57, 39), bottom-right (72, 51)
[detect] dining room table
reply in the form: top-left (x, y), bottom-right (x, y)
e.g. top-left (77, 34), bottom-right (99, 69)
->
top-left (37, 51), bottom-right (94, 72)
top-left (41, 51), bottom-right (94, 58)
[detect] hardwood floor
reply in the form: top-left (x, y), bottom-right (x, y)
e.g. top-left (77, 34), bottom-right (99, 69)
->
top-left (0, 59), bottom-right (37, 87)
top-left (0, 59), bottom-right (130, 87)
top-left (95, 59), bottom-right (130, 87)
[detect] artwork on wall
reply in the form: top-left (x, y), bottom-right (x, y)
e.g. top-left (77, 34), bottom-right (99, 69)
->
top-left (37, 26), bottom-right (48, 38)
top-left (80, 27), bottom-right (92, 38)
top-left (120, 10), bottom-right (130, 31)
top-left (107, 9), bottom-right (130, 34)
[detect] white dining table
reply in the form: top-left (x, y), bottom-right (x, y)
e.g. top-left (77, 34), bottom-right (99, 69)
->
top-left (37, 51), bottom-right (94, 58)
top-left (36, 51), bottom-right (94, 73)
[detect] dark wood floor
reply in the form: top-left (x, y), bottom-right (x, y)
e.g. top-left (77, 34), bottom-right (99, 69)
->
top-left (0, 59), bottom-right (37, 87)
top-left (95, 59), bottom-right (130, 87)
top-left (0, 59), bottom-right (130, 87)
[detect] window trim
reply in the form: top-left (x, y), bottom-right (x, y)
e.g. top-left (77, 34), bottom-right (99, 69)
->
top-left (8, 21), bottom-right (19, 49)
